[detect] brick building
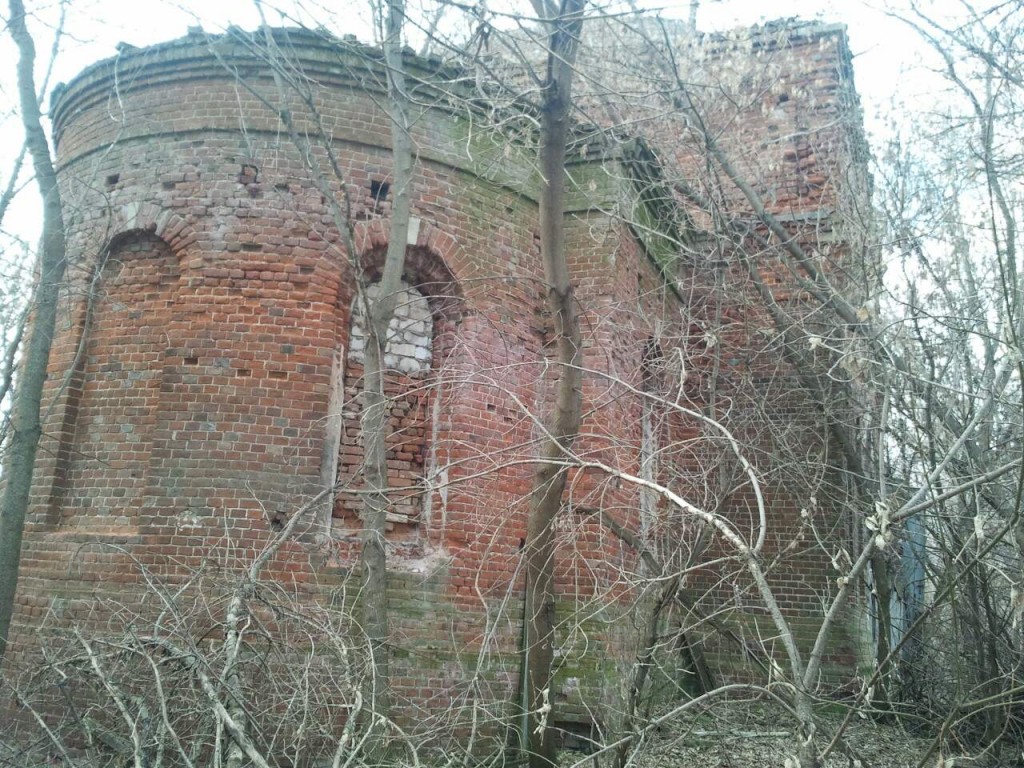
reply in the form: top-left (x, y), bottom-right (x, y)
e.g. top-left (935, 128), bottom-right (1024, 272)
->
top-left (8, 18), bottom-right (870, 752)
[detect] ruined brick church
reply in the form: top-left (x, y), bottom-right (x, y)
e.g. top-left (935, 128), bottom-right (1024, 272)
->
top-left (9, 16), bottom-right (869, 742)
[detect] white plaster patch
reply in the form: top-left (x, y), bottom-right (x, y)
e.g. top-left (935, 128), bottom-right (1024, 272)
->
top-left (349, 280), bottom-right (433, 373)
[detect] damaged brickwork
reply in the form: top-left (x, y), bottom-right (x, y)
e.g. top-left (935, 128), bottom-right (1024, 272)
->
top-left (8, 18), bottom-right (870, 743)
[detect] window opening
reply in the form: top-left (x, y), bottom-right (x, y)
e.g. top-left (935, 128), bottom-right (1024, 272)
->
top-left (335, 280), bottom-right (434, 533)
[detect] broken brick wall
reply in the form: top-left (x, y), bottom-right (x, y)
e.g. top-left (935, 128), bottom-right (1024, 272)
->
top-left (8, 19), bottom-right (870, 745)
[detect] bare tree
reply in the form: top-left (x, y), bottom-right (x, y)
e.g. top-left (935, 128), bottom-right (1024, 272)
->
top-left (0, 0), bottom-right (68, 663)
top-left (520, 0), bottom-right (586, 764)
top-left (353, 0), bottom-right (415, 722)
top-left (864, 2), bottom-right (1024, 759)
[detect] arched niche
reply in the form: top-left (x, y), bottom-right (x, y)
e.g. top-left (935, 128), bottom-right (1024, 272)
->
top-left (55, 230), bottom-right (180, 531)
top-left (331, 246), bottom-right (462, 543)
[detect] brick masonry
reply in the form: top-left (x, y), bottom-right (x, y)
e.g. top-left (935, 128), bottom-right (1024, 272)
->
top-left (9, 20), bottom-right (869, 743)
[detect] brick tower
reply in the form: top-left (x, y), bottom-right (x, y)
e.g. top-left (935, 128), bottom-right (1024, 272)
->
top-left (8, 19), bottom-right (870, 754)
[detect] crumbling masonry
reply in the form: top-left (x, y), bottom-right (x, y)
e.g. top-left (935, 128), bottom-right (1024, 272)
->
top-left (9, 18), bottom-right (870, 743)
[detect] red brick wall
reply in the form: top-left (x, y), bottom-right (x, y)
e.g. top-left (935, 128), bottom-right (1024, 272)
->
top-left (8, 21), bottom-right (868, 745)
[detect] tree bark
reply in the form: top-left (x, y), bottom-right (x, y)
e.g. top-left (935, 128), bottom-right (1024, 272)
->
top-left (358, 0), bottom-right (414, 721)
top-left (868, 549), bottom-right (893, 715)
top-left (521, 1), bottom-right (585, 764)
top-left (0, 0), bottom-right (68, 663)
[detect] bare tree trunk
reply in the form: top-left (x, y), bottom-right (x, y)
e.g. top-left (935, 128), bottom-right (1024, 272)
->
top-left (614, 576), bottom-right (679, 768)
top-left (358, 0), bottom-right (414, 723)
top-left (0, 0), bottom-right (68, 663)
top-left (979, 574), bottom-right (1006, 757)
top-left (869, 550), bottom-right (893, 715)
top-left (521, 1), bottom-right (585, 764)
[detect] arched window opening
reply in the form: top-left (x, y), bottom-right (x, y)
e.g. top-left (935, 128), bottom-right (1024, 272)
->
top-left (323, 243), bottom-right (462, 547)
top-left (335, 276), bottom-right (448, 540)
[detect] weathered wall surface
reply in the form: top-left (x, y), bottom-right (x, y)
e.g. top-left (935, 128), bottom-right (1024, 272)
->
top-left (575, 19), bottom-right (871, 679)
top-left (11, 28), bottom-right (664, 739)
top-left (8, 19), bottom-right (868, 748)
